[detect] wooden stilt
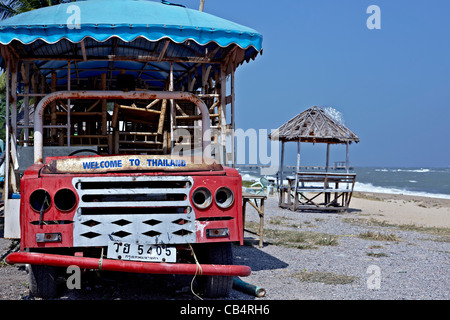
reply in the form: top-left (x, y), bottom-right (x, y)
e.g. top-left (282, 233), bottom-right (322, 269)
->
top-left (293, 139), bottom-right (301, 211)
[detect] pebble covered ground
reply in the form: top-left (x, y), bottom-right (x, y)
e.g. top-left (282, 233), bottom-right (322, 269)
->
top-left (230, 198), bottom-right (449, 300)
top-left (0, 195), bottom-right (449, 300)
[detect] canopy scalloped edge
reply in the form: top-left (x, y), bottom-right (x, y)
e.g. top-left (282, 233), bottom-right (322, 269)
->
top-left (0, 0), bottom-right (263, 51)
top-left (0, 24), bottom-right (262, 51)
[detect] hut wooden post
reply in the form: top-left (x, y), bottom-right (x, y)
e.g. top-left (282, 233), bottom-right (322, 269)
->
top-left (278, 141), bottom-right (285, 206)
top-left (326, 143), bottom-right (330, 172)
top-left (346, 140), bottom-right (349, 173)
top-left (325, 143), bottom-right (330, 203)
top-left (293, 139), bottom-right (301, 210)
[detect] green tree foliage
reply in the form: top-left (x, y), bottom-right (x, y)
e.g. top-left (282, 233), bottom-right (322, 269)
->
top-left (0, 0), bottom-right (75, 20)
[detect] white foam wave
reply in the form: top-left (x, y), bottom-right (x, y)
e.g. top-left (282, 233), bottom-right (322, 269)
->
top-left (396, 168), bottom-right (430, 173)
top-left (354, 182), bottom-right (450, 200)
top-left (375, 168), bottom-right (431, 173)
top-left (241, 173), bottom-right (260, 182)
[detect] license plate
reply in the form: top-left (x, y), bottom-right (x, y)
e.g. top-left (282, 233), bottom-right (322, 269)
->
top-left (107, 241), bottom-right (176, 263)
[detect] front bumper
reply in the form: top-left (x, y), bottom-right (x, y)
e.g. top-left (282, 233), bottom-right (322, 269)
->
top-left (6, 252), bottom-right (251, 277)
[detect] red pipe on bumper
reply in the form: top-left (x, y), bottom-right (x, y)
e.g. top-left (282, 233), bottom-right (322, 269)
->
top-left (6, 252), bottom-right (251, 277)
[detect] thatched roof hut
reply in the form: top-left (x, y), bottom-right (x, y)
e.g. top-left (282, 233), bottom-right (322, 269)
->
top-left (269, 106), bottom-right (359, 212)
top-left (269, 106), bottom-right (359, 144)
top-left (268, 105), bottom-right (359, 182)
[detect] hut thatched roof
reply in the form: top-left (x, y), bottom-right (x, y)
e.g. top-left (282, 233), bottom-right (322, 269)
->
top-left (269, 106), bottom-right (359, 144)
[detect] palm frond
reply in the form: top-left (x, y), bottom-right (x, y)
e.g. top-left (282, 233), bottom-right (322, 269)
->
top-left (0, 0), bottom-right (73, 20)
top-left (0, 1), bottom-right (20, 20)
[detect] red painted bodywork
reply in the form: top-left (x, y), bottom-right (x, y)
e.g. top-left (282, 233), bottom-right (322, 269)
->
top-left (11, 156), bottom-right (247, 277)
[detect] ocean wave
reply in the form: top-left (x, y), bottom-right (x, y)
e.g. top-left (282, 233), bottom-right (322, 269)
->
top-left (354, 182), bottom-right (450, 200)
top-left (241, 173), bottom-right (260, 182)
top-left (375, 168), bottom-right (431, 173)
top-left (396, 168), bottom-right (430, 173)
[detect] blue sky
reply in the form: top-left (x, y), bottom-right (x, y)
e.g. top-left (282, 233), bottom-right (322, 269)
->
top-left (179, 0), bottom-right (450, 168)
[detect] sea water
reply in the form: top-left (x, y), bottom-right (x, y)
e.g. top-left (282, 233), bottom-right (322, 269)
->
top-left (236, 166), bottom-right (450, 200)
top-left (353, 167), bottom-right (450, 199)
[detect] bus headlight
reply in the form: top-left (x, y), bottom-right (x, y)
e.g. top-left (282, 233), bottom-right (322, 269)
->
top-left (54, 188), bottom-right (77, 212)
top-left (192, 187), bottom-right (212, 209)
top-left (215, 187), bottom-right (234, 209)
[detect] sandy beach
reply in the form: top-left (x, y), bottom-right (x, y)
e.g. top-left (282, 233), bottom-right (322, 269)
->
top-left (350, 192), bottom-right (450, 228)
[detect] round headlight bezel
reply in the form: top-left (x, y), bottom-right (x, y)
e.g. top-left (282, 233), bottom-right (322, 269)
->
top-left (192, 187), bottom-right (213, 209)
top-left (54, 188), bottom-right (78, 212)
top-left (215, 187), bottom-right (234, 209)
top-left (29, 189), bottom-right (52, 213)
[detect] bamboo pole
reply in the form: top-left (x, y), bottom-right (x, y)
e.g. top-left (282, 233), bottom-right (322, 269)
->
top-left (158, 99), bottom-right (167, 136)
top-left (9, 61), bottom-right (18, 193)
top-left (346, 140), bottom-right (349, 173)
top-left (326, 143), bottom-right (330, 172)
top-left (4, 59), bottom-right (10, 202)
top-left (325, 143), bottom-right (330, 203)
top-left (293, 139), bottom-right (301, 210)
top-left (101, 73), bottom-right (107, 135)
top-left (10, 64), bottom-right (17, 146)
top-left (169, 62), bottom-right (174, 152)
top-left (51, 72), bottom-right (57, 142)
top-left (21, 62), bottom-right (30, 147)
top-left (219, 63), bottom-right (227, 164)
top-left (112, 103), bottom-right (120, 154)
top-left (278, 141), bottom-right (285, 206)
top-left (230, 61), bottom-right (236, 167)
top-left (67, 61), bottom-right (71, 147)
